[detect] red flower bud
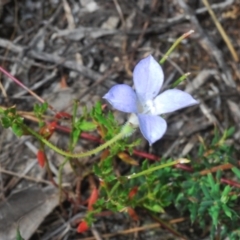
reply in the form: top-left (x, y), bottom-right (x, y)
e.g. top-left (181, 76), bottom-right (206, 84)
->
top-left (127, 207), bottom-right (139, 221)
top-left (128, 186), bottom-right (138, 199)
top-left (37, 150), bottom-right (46, 167)
top-left (77, 220), bottom-right (89, 233)
top-left (88, 187), bottom-right (99, 211)
top-left (39, 121), bottom-right (57, 140)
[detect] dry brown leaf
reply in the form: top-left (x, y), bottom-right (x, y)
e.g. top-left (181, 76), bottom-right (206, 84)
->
top-left (0, 186), bottom-right (59, 240)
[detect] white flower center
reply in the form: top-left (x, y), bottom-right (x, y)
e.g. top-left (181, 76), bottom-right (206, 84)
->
top-left (143, 100), bottom-right (155, 114)
top-left (128, 98), bottom-right (157, 127)
top-left (128, 113), bottom-right (139, 126)
top-left (136, 96), bottom-right (156, 115)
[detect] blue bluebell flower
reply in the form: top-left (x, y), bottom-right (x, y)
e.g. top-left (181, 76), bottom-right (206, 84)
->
top-left (103, 55), bottom-right (198, 145)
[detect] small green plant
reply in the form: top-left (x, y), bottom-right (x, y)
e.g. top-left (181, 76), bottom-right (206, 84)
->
top-left (0, 31), bottom-right (239, 240)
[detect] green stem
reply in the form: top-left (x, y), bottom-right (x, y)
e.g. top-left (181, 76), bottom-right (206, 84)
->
top-left (58, 157), bottom-right (69, 202)
top-left (20, 122), bottom-right (134, 158)
top-left (67, 100), bottom-right (80, 172)
top-left (109, 159), bottom-right (190, 196)
top-left (159, 30), bottom-right (194, 65)
top-left (58, 101), bottom-right (80, 201)
top-left (171, 72), bottom-right (190, 88)
top-left (109, 181), bottom-right (121, 196)
top-left (127, 159), bottom-right (190, 180)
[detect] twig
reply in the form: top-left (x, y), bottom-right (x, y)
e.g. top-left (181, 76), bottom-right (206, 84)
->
top-left (113, 0), bottom-right (126, 29)
top-left (91, 227), bottom-right (103, 240)
top-left (62, 0), bottom-right (75, 29)
top-left (79, 218), bottom-right (186, 240)
top-left (200, 162), bottom-right (240, 175)
top-left (202, 0), bottom-right (239, 62)
top-left (0, 167), bottom-right (52, 185)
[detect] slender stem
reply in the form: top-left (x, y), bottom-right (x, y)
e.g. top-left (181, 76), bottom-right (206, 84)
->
top-left (58, 157), bottom-right (70, 201)
top-left (43, 147), bottom-right (54, 181)
top-left (171, 72), bottom-right (190, 88)
top-left (159, 30), bottom-right (194, 65)
top-left (68, 100), bottom-right (79, 172)
top-left (58, 101), bottom-right (79, 202)
top-left (0, 66), bottom-right (56, 112)
top-left (109, 181), bottom-right (121, 196)
top-left (20, 122), bottom-right (134, 158)
top-left (127, 159), bottom-right (190, 179)
top-left (109, 159), bottom-right (190, 196)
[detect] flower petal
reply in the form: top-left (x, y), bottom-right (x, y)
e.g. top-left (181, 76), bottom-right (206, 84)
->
top-left (152, 89), bottom-right (198, 115)
top-left (103, 84), bottom-right (137, 113)
top-left (133, 55), bottom-right (164, 103)
top-left (138, 114), bottom-right (167, 145)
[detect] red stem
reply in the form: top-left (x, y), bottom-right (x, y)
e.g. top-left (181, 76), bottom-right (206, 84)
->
top-left (0, 65), bottom-right (56, 112)
top-left (175, 164), bottom-right (194, 172)
top-left (220, 178), bottom-right (240, 188)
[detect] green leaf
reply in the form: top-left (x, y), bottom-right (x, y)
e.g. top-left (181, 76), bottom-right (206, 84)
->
top-left (42, 102), bottom-right (48, 111)
top-left (226, 127), bottom-right (235, 138)
top-left (16, 228), bottom-right (25, 240)
top-left (200, 182), bottom-right (211, 199)
top-left (189, 203), bottom-right (198, 222)
top-left (101, 157), bottom-right (113, 175)
top-left (6, 107), bottom-right (17, 115)
top-left (222, 204), bottom-right (232, 219)
top-left (212, 128), bottom-right (220, 145)
top-left (93, 164), bottom-right (102, 176)
top-left (145, 171), bottom-right (158, 183)
top-left (143, 203), bottom-right (164, 213)
top-left (188, 182), bottom-right (198, 195)
top-left (153, 184), bottom-right (162, 195)
top-left (212, 184), bottom-right (220, 198)
top-left (207, 173), bottom-right (215, 190)
top-left (198, 204), bottom-right (209, 215)
top-left (221, 185), bottom-right (231, 204)
top-left (141, 160), bottom-right (149, 171)
top-left (209, 205), bottom-right (220, 227)
top-left (198, 144), bottom-right (204, 157)
top-left (94, 101), bottom-right (102, 115)
top-left (79, 121), bottom-right (96, 131)
top-left (1, 116), bottom-right (12, 128)
top-left (216, 170), bottom-right (222, 182)
top-left (12, 123), bottom-right (24, 137)
top-left (232, 167), bottom-right (240, 179)
top-left (33, 102), bottom-right (48, 117)
top-left (72, 128), bottom-right (81, 146)
top-left (104, 175), bottom-right (116, 182)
